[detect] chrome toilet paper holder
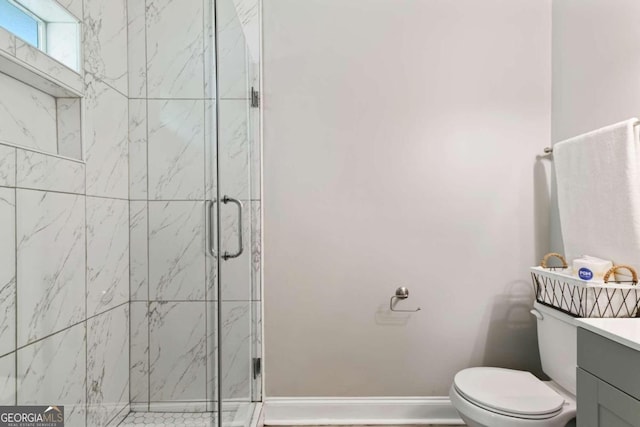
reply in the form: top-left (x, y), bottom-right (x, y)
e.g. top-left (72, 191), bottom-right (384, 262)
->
top-left (389, 286), bottom-right (421, 312)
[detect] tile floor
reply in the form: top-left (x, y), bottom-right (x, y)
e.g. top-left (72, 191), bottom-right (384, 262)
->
top-left (118, 412), bottom-right (215, 427)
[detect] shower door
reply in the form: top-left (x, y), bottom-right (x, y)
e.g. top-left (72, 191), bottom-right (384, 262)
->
top-left (212, 0), bottom-right (262, 425)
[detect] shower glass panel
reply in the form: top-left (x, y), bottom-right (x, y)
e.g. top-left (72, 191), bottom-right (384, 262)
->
top-left (213, 0), bottom-right (262, 426)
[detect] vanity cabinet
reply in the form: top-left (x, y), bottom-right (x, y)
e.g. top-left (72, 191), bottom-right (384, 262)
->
top-left (577, 328), bottom-right (640, 427)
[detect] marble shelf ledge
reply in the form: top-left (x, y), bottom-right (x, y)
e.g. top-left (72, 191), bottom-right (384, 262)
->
top-left (0, 27), bottom-right (83, 98)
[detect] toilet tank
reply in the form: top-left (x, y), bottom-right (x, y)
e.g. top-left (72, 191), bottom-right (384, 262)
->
top-left (533, 302), bottom-right (578, 395)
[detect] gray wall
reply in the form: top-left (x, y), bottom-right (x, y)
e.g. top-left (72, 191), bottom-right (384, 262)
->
top-left (552, 0), bottom-right (640, 142)
top-left (263, 0), bottom-right (551, 397)
top-left (549, 0), bottom-right (640, 256)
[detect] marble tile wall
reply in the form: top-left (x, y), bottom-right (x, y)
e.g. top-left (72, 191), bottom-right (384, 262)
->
top-left (0, 72), bottom-right (57, 154)
top-left (0, 146), bottom-right (129, 427)
top-left (82, 0), bottom-right (131, 422)
top-left (56, 98), bottom-right (83, 159)
top-left (127, 0), bottom-right (262, 411)
top-left (0, 0), bottom-right (131, 424)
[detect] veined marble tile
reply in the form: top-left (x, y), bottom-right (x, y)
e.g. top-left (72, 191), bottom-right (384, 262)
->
top-left (249, 101), bottom-right (261, 201)
top-left (204, 105), bottom-right (216, 299)
top-left (109, 405), bottom-right (130, 427)
top-left (205, 100), bottom-right (217, 200)
top-left (130, 302), bottom-right (149, 405)
top-left (0, 353), bottom-right (15, 405)
top-left (47, 22), bottom-right (81, 71)
top-left (129, 99), bottom-right (147, 200)
top-left (149, 201), bottom-right (205, 301)
top-left (84, 0), bottom-right (128, 95)
top-left (251, 301), bottom-right (262, 401)
top-left (16, 150), bottom-right (85, 194)
top-left (251, 201), bottom-right (261, 301)
top-left (219, 99), bottom-right (250, 201)
top-left (127, 0), bottom-right (147, 98)
top-left (17, 323), bottom-right (86, 427)
top-left (206, 301), bottom-right (217, 409)
top-left (235, 0), bottom-right (261, 63)
top-left (15, 39), bottom-right (83, 92)
top-left (148, 100), bottom-right (205, 200)
top-left (0, 27), bottom-right (16, 56)
top-left (87, 305), bottom-right (129, 427)
top-left (220, 301), bottom-right (251, 400)
top-left (56, 0), bottom-right (83, 21)
top-left (149, 301), bottom-right (206, 402)
top-left (0, 189), bottom-right (15, 357)
top-left (56, 98), bottom-right (82, 160)
top-left (146, 0), bottom-right (204, 98)
top-left (203, 0), bottom-right (215, 99)
top-left (217, 0), bottom-right (249, 99)
top-left (86, 197), bottom-right (129, 316)
top-left (219, 198), bottom-right (251, 301)
top-left (0, 145), bottom-right (16, 187)
top-left (16, 190), bottom-right (85, 346)
top-left (206, 241), bottom-right (217, 304)
top-left (130, 201), bottom-right (148, 301)
top-left (0, 72), bottom-right (57, 154)
top-left (84, 76), bottom-right (129, 199)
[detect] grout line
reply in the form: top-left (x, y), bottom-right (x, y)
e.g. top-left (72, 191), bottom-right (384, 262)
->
top-left (104, 402), bottom-right (130, 427)
top-left (0, 140), bottom-right (85, 165)
top-left (11, 301), bottom-right (129, 355)
top-left (98, 77), bottom-right (129, 100)
top-left (0, 184), bottom-right (133, 201)
top-left (55, 98), bottom-right (60, 156)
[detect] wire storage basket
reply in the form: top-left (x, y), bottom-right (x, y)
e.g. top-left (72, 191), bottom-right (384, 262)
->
top-left (531, 253), bottom-right (640, 318)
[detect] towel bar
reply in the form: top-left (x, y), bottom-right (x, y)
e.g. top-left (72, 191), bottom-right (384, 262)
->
top-left (542, 121), bottom-right (640, 156)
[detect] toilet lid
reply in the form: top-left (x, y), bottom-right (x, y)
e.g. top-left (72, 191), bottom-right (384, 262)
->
top-left (454, 367), bottom-right (565, 417)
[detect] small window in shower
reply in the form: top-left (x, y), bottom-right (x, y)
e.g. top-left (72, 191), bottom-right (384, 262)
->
top-left (0, 0), bottom-right (81, 71)
top-left (0, 0), bottom-right (42, 48)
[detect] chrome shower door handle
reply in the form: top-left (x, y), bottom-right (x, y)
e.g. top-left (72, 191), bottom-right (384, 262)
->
top-left (207, 200), bottom-right (216, 257)
top-left (222, 196), bottom-right (243, 260)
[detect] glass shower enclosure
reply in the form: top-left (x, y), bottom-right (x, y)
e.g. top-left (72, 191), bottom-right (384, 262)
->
top-left (211, 0), bottom-right (263, 425)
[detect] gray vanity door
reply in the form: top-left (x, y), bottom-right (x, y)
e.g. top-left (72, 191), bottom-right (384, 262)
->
top-left (578, 368), bottom-right (640, 427)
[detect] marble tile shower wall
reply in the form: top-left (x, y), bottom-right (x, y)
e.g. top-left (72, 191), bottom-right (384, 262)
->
top-left (0, 0), bottom-right (130, 425)
top-left (127, 0), bottom-right (262, 411)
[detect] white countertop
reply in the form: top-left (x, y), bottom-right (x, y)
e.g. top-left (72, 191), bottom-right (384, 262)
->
top-left (577, 317), bottom-right (640, 352)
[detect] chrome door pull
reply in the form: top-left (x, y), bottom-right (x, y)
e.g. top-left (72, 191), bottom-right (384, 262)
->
top-left (207, 200), bottom-right (216, 257)
top-left (222, 196), bottom-right (243, 260)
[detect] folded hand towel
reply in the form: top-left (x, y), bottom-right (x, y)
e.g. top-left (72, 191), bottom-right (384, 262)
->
top-left (554, 118), bottom-right (640, 278)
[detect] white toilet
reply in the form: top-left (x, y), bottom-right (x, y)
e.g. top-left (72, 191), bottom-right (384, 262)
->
top-left (450, 302), bottom-right (577, 427)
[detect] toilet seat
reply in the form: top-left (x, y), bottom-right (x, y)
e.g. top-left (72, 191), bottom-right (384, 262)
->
top-left (453, 367), bottom-right (565, 420)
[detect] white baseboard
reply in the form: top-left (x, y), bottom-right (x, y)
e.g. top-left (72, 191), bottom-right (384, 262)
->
top-left (263, 397), bottom-right (464, 425)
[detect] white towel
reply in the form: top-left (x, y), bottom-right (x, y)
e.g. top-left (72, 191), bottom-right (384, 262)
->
top-left (554, 118), bottom-right (640, 278)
